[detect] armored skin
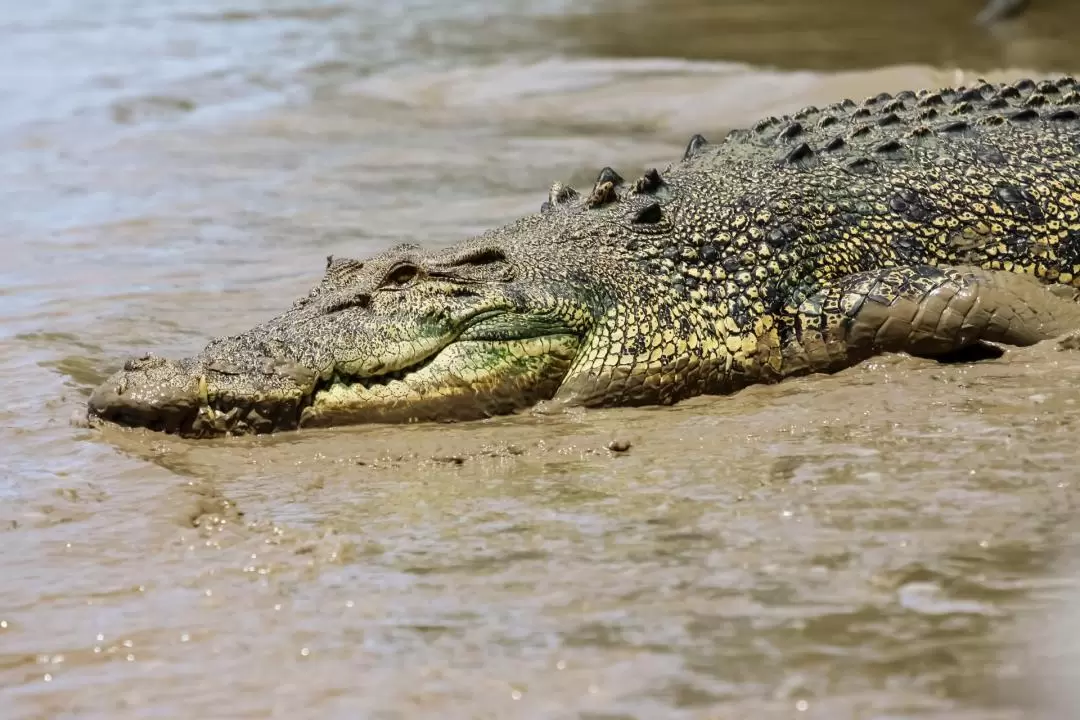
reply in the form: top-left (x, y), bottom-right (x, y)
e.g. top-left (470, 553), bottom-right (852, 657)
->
top-left (89, 77), bottom-right (1080, 436)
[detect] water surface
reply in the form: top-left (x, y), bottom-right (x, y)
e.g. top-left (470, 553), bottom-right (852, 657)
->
top-left (3, 1), bottom-right (1080, 718)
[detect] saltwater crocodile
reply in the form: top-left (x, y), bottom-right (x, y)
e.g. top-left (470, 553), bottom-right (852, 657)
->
top-left (88, 77), bottom-right (1080, 437)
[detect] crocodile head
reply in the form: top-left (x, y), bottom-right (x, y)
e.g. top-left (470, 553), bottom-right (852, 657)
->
top-left (87, 173), bottom-right (700, 436)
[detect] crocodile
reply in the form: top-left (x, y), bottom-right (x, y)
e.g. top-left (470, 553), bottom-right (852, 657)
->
top-left (88, 77), bottom-right (1080, 437)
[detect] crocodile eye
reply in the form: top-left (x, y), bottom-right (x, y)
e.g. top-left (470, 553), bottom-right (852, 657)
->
top-left (383, 263), bottom-right (419, 288)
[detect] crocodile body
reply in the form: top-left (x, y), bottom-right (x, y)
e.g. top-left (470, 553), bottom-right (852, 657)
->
top-left (89, 77), bottom-right (1080, 436)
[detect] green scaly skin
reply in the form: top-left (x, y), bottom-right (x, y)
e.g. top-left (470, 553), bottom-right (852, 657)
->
top-left (89, 77), bottom-right (1080, 437)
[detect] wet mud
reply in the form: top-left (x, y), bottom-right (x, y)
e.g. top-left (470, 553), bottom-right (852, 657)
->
top-left (3, 1), bottom-right (1080, 717)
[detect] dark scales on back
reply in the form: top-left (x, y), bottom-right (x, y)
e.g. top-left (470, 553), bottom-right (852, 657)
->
top-left (540, 76), bottom-right (1080, 405)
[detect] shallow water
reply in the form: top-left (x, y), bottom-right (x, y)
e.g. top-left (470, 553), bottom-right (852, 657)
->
top-left (4, 1), bottom-right (1080, 718)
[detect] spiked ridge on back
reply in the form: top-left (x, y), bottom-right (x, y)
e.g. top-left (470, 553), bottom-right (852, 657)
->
top-left (540, 76), bottom-right (1080, 223)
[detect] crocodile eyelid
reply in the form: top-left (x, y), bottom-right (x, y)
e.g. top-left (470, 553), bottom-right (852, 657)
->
top-left (380, 263), bottom-right (421, 289)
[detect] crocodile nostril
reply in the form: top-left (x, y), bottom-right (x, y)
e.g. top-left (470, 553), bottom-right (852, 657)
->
top-left (87, 361), bottom-right (202, 435)
top-left (123, 354), bottom-right (168, 372)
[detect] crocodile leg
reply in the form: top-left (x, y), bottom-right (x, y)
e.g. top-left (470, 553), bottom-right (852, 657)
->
top-left (779, 265), bottom-right (1080, 377)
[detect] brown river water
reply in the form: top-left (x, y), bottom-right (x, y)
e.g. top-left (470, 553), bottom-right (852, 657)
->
top-left (4, 1), bottom-right (1080, 717)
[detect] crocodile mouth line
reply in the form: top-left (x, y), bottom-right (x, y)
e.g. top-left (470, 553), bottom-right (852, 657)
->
top-left (93, 310), bottom-right (580, 438)
top-left (191, 344), bottom-right (449, 437)
top-left (309, 345), bottom-right (443, 397)
top-left (303, 310), bottom-right (519, 404)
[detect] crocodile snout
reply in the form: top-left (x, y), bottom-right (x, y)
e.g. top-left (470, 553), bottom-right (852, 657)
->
top-left (88, 355), bottom-right (201, 434)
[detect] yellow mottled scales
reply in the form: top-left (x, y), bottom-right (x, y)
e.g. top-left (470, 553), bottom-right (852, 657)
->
top-left (89, 77), bottom-right (1080, 436)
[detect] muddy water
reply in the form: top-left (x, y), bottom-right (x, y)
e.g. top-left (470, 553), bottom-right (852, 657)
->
top-left (4, 1), bottom-right (1080, 718)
